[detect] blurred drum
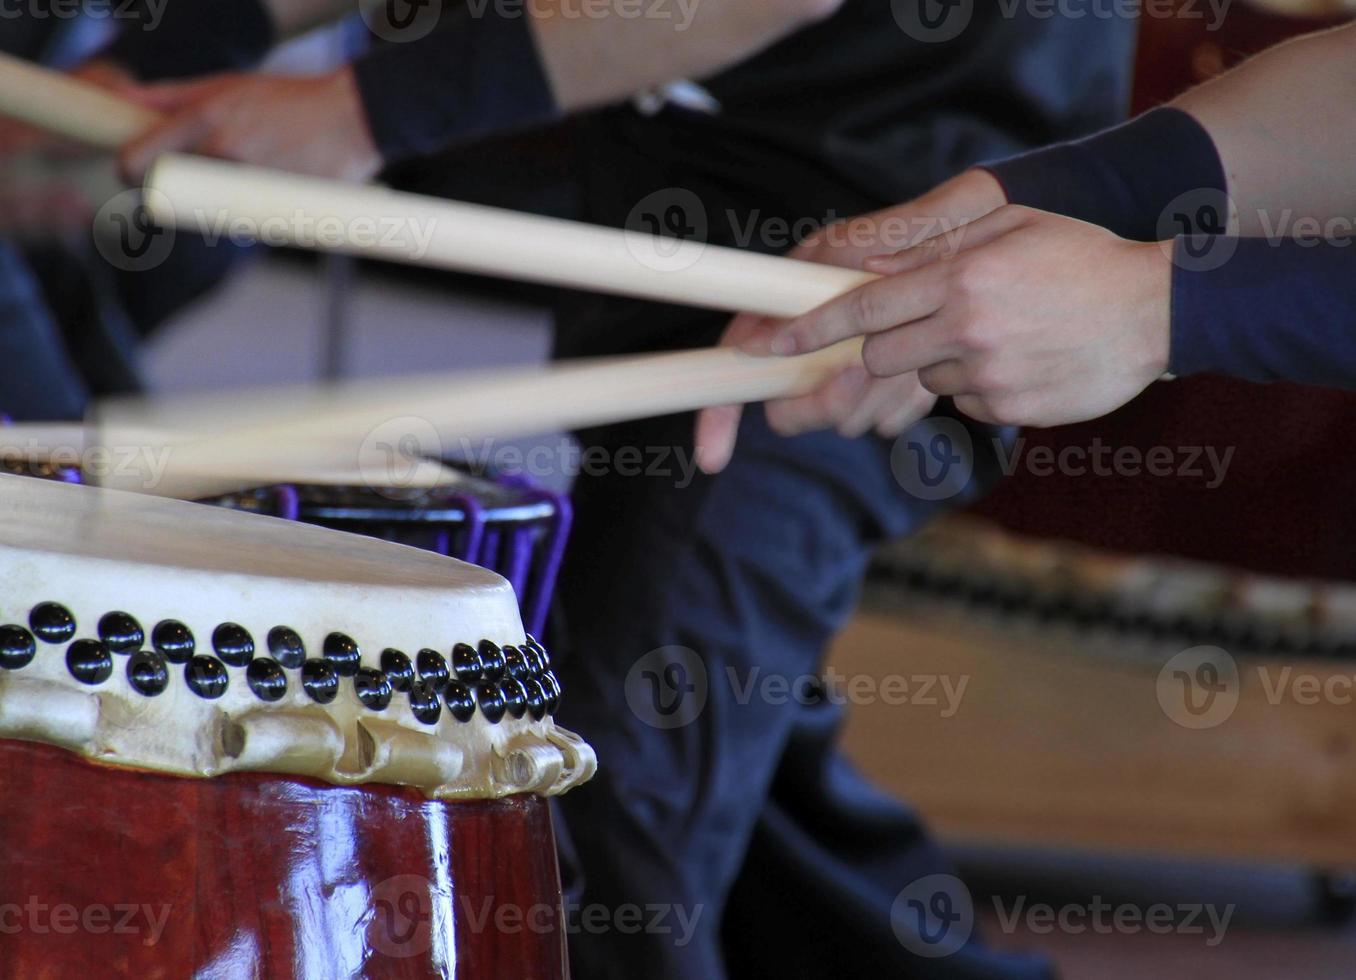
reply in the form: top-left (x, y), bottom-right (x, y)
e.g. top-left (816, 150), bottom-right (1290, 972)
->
top-left (0, 423), bottom-right (571, 637)
top-left (222, 475), bottom-right (570, 641)
top-left (0, 472), bottom-right (594, 976)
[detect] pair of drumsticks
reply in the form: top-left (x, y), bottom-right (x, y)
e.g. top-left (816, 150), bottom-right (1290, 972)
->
top-left (0, 53), bottom-right (877, 499)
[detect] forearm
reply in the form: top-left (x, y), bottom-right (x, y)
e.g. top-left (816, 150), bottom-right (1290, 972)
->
top-left (984, 23), bottom-right (1356, 239)
top-left (533, 0), bottom-right (842, 112)
top-left (353, 0), bottom-right (840, 163)
top-left (1171, 239), bottom-right (1356, 385)
top-left (1174, 23), bottom-right (1356, 233)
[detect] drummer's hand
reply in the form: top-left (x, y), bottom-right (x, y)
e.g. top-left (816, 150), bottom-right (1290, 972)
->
top-left (694, 169), bottom-right (1004, 474)
top-left (766, 206), bottom-right (1174, 429)
top-left (0, 60), bottom-right (137, 158)
top-left (118, 67), bottom-right (382, 183)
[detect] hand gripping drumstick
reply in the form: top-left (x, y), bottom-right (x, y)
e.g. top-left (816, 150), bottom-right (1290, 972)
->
top-left (0, 51), bottom-right (161, 149)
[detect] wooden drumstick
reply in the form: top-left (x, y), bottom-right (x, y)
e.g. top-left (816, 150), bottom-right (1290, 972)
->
top-left (144, 154), bottom-right (878, 321)
top-left (102, 339), bottom-right (868, 499)
top-left (0, 52), bottom-right (161, 149)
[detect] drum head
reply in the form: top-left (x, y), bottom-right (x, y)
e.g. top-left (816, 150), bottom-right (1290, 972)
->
top-left (0, 474), bottom-right (593, 799)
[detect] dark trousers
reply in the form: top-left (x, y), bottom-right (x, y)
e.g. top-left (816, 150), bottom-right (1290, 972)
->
top-left (553, 407), bottom-right (1049, 979)
top-left (0, 243), bottom-right (86, 421)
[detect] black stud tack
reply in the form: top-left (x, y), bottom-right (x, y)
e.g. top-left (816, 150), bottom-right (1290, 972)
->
top-left (185, 655), bottom-right (229, 700)
top-left (30, 602), bottom-right (75, 644)
top-left (500, 678), bottom-right (528, 719)
top-left (152, 620), bottom-right (196, 664)
top-left (409, 679), bottom-right (442, 725)
top-left (503, 645), bottom-right (530, 681)
top-left (416, 649), bottom-right (450, 692)
top-left (127, 650), bottom-right (169, 697)
top-left (323, 633), bottom-right (361, 678)
top-left (380, 649), bottom-right (415, 692)
top-left (443, 680), bottom-right (476, 723)
top-left (540, 671), bottom-right (561, 714)
top-left (66, 639), bottom-right (112, 685)
top-left (354, 667), bottom-right (393, 711)
top-left (452, 642), bottom-right (483, 683)
top-left (267, 627), bottom-right (306, 669)
top-left (0, 625), bottom-right (35, 670)
top-left (476, 682), bottom-right (506, 724)
top-left (246, 658), bottom-right (288, 702)
top-left (213, 623), bottom-right (255, 668)
top-left (478, 640), bottom-right (506, 682)
top-left (98, 612), bottom-right (144, 654)
top-left (521, 678), bottom-right (547, 721)
top-left (522, 644), bottom-right (546, 675)
top-left (301, 659), bottom-right (340, 704)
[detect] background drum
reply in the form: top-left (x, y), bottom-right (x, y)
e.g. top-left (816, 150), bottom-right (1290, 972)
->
top-left (0, 422), bottom-right (570, 637)
top-left (0, 472), bottom-right (594, 976)
top-left (221, 475), bottom-right (570, 641)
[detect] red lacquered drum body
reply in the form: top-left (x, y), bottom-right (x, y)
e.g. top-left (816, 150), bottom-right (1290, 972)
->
top-left (0, 741), bottom-right (568, 979)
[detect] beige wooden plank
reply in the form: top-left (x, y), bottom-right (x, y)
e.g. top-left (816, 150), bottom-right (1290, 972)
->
top-left (830, 609), bottom-right (1356, 864)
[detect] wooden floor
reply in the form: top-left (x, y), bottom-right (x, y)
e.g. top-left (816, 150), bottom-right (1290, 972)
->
top-left (828, 605), bottom-right (1356, 976)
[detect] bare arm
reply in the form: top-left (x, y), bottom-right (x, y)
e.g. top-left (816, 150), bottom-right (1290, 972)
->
top-left (258, 0), bottom-right (843, 110)
top-left (1173, 22), bottom-right (1356, 231)
top-left (531, 0), bottom-right (842, 111)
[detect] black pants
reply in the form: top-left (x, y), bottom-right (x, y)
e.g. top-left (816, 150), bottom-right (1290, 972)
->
top-left (553, 407), bottom-right (1048, 979)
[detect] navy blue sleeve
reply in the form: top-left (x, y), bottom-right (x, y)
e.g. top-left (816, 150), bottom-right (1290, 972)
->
top-left (104, 0), bottom-right (276, 79)
top-left (982, 107), bottom-right (1227, 243)
top-left (351, 9), bottom-right (559, 165)
top-left (1170, 237), bottom-right (1356, 385)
